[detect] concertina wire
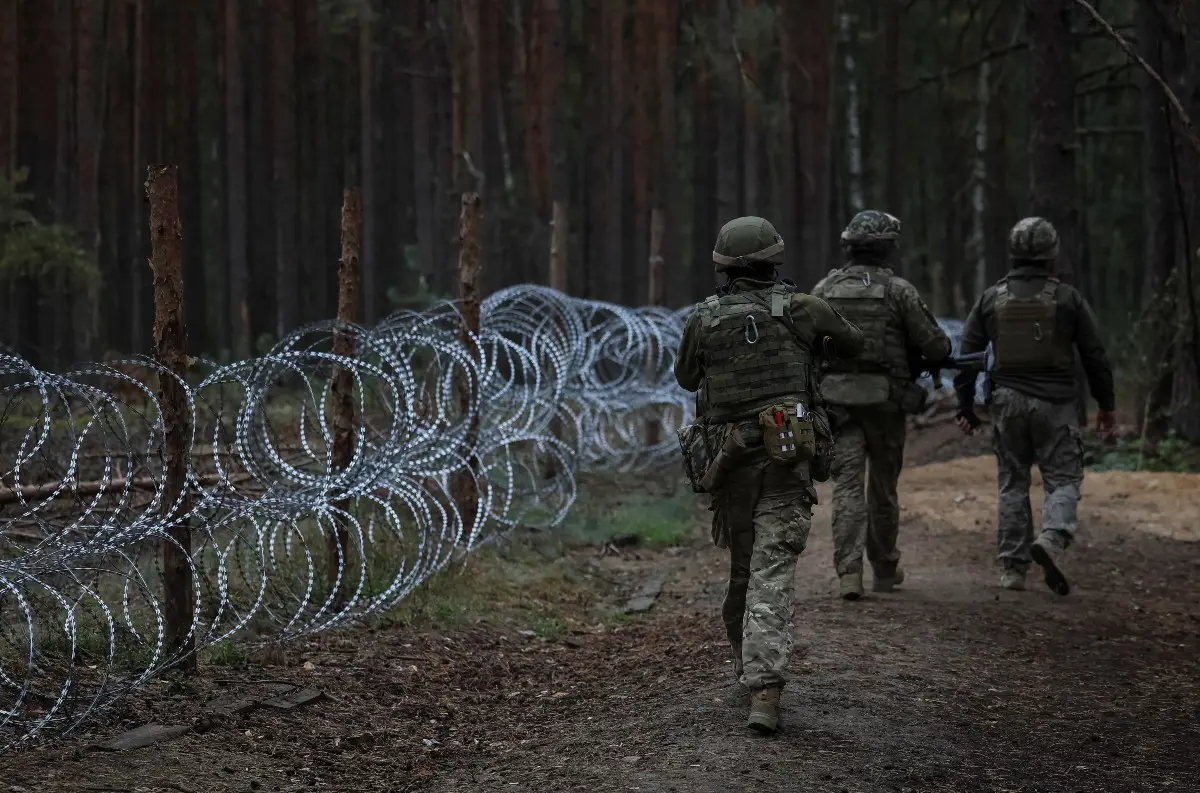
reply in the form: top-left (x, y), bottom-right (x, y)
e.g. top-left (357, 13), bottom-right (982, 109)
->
top-left (0, 284), bottom-right (971, 749)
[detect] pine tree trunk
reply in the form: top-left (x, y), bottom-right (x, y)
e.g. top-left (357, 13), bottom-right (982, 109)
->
top-left (690, 0), bottom-right (716, 301)
top-left (360, 2), bottom-right (377, 324)
top-left (1026, 0), bottom-right (1080, 284)
top-left (1, 0), bottom-right (19, 348)
top-left (0, 0), bottom-right (16, 174)
top-left (543, 0), bottom-right (567, 289)
top-left (269, 0), bottom-right (297, 339)
top-left (604, 0), bottom-right (626, 304)
top-left (787, 0), bottom-right (837, 286)
top-left (224, 0), bottom-right (249, 358)
top-left (1170, 1), bottom-right (1200, 441)
top-left (1138, 0), bottom-right (1182, 440)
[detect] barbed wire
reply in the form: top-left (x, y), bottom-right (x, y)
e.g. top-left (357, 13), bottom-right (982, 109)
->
top-left (0, 286), bottom-right (972, 749)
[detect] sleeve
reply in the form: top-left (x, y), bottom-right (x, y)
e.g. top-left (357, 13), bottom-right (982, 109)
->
top-left (799, 295), bottom-right (864, 359)
top-left (1072, 292), bottom-right (1116, 412)
top-left (674, 310), bottom-right (704, 393)
top-left (897, 284), bottom-right (952, 363)
top-left (953, 294), bottom-right (989, 411)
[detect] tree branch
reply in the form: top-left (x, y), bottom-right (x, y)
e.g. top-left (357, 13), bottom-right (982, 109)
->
top-left (1070, 0), bottom-right (1200, 156)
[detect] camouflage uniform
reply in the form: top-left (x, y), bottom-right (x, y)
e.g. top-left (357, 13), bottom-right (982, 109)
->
top-left (675, 216), bottom-right (863, 732)
top-left (812, 211), bottom-right (951, 598)
top-left (954, 218), bottom-right (1114, 595)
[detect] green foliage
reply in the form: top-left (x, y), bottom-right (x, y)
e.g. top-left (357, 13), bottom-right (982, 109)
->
top-left (0, 169), bottom-right (99, 290)
top-left (559, 480), bottom-right (695, 548)
top-left (1090, 431), bottom-right (1199, 473)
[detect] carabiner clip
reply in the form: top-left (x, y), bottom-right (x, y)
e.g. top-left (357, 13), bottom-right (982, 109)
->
top-left (1033, 322), bottom-right (1043, 341)
top-left (745, 314), bottom-right (759, 344)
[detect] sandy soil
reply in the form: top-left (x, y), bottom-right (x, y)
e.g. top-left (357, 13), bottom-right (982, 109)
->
top-left (4, 423), bottom-right (1199, 792)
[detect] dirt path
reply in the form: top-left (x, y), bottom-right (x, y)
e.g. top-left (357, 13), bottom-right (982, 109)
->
top-left (6, 446), bottom-right (1200, 792)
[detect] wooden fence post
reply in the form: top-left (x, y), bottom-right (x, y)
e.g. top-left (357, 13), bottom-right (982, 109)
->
top-left (146, 164), bottom-right (195, 670)
top-left (549, 200), bottom-right (568, 293)
top-left (645, 207), bottom-right (667, 447)
top-left (452, 192), bottom-right (483, 543)
top-left (328, 187), bottom-right (362, 602)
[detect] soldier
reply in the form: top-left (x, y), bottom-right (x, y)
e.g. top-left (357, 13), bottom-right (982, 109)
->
top-left (812, 211), bottom-right (951, 600)
top-left (953, 217), bottom-right (1115, 594)
top-left (675, 216), bottom-right (863, 734)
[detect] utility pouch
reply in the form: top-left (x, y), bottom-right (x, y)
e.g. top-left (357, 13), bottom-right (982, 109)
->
top-left (809, 407), bottom-right (834, 483)
top-left (757, 402), bottom-right (816, 464)
top-left (677, 422), bottom-right (710, 493)
top-left (892, 380), bottom-right (930, 415)
top-left (698, 427), bottom-right (748, 492)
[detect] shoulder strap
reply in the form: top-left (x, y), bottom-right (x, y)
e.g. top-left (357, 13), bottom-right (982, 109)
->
top-left (743, 286), bottom-right (810, 354)
top-left (702, 295), bottom-right (721, 327)
top-left (1040, 277), bottom-right (1059, 298)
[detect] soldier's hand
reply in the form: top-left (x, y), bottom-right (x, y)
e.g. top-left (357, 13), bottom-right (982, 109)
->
top-left (1096, 409), bottom-right (1116, 436)
top-left (955, 409), bottom-right (981, 436)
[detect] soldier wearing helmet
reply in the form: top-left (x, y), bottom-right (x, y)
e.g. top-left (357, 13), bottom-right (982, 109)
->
top-left (674, 216), bottom-right (863, 734)
top-left (953, 217), bottom-right (1115, 595)
top-left (811, 210), bottom-right (951, 600)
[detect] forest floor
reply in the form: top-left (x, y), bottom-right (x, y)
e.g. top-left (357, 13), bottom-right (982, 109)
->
top-left (4, 420), bottom-right (1200, 792)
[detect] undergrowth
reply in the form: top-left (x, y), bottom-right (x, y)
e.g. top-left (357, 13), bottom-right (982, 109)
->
top-left (1089, 431), bottom-right (1200, 473)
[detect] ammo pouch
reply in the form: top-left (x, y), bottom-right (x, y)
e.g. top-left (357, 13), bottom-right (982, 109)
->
top-left (758, 402), bottom-right (816, 465)
top-left (818, 372), bottom-right (890, 408)
top-left (892, 380), bottom-right (930, 415)
top-left (677, 422), bottom-right (710, 493)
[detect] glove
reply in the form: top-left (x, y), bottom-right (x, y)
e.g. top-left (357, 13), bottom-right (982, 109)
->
top-left (955, 408), bottom-right (981, 435)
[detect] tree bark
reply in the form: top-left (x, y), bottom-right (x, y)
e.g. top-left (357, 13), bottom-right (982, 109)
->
top-left (881, 0), bottom-right (903, 213)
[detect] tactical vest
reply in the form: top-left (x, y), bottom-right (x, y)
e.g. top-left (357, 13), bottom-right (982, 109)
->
top-left (992, 276), bottom-right (1073, 372)
top-left (698, 284), bottom-right (813, 420)
top-left (817, 267), bottom-right (909, 379)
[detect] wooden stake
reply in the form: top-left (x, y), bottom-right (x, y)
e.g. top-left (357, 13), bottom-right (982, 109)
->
top-left (645, 207), bottom-right (666, 446)
top-left (549, 199), bottom-right (568, 293)
top-left (452, 192), bottom-right (483, 543)
top-left (328, 187), bottom-right (362, 603)
top-left (146, 164), bottom-right (195, 670)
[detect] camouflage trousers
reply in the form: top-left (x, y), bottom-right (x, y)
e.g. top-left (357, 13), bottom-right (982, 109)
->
top-left (992, 387), bottom-right (1083, 571)
top-left (713, 460), bottom-right (814, 690)
top-left (829, 407), bottom-right (907, 576)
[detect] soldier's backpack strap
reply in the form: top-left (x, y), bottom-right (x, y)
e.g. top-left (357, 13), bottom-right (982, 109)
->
top-left (770, 284), bottom-right (787, 317)
top-left (703, 295), bottom-right (721, 327)
top-left (1040, 276), bottom-right (1059, 299)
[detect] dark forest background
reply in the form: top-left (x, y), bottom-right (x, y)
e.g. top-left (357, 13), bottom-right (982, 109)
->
top-left (0, 0), bottom-right (1199, 438)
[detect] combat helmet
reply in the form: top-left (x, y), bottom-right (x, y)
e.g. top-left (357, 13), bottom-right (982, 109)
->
top-left (840, 210), bottom-right (902, 246)
top-left (1008, 217), bottom-right (1059, 260)
top-left (712, 216), bottom-right (785, 273)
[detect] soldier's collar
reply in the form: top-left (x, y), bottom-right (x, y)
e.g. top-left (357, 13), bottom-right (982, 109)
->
top-left (726, 276), bottom-right (777, 292)
top-left (843, 262), bottom-right (892, 274)
top-left (1006, 264), bottom-right (1053, 278)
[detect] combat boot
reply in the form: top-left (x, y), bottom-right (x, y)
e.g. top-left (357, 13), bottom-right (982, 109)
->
top-left (746, 685), bottom-right (782, 734)
top-left (839, 571), bottom-right (864, 600)
top-left (1000, 568), bottom-right (1026, 591)
top-left (872, 563), bottom-right (905, 593)
top-left (1030, 531), bottom-right (1070, 596)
